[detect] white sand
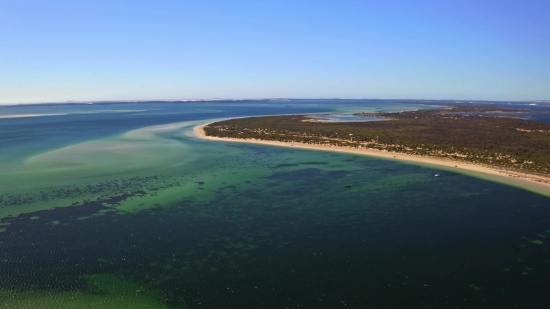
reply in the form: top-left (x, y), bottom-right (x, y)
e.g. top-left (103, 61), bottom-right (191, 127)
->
top-left (195, 123), bottom-right (550, 197)
top-left (0, 114), bottom-right (65, 119)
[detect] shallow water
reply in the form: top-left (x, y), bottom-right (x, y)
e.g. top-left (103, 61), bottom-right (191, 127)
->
top-left (1, 100), bottom-right (550, 308)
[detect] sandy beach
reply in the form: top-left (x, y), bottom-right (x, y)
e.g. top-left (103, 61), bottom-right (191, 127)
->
top-left (195, 123), bottom-right (550, 197)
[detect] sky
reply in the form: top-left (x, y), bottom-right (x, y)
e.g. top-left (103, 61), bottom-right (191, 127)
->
top-left (1, 0), bottom-right (549, 104)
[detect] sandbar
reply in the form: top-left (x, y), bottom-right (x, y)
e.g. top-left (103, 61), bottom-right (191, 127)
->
top-left (0, 113), bottom-right (65, 119)
top-left (195, 123), bottom-right (550, 197)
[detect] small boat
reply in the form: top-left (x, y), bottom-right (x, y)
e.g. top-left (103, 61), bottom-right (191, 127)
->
top-left (344, 184), bottom-right (352, 188)
top-left (434, 174), bottom-right (440, 177)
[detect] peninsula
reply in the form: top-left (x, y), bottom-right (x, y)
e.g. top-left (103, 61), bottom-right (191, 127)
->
top-left (195, 108), bottom-right (550, 196)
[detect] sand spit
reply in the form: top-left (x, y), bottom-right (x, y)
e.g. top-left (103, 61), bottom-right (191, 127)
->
top-left (195, 123), bottom-right (550, 197)
top-left (0, 113), bottom-right (67, 119)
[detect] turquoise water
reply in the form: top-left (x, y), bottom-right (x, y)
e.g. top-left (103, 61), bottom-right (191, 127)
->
top-left (1, 100), bottom-right (550, 308)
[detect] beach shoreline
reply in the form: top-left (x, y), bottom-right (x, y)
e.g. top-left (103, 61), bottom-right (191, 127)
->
top-left (195, 123), bottom-right (550, 197)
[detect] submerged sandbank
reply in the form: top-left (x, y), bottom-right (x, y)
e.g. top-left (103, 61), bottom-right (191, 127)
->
top-left (0, 113), bottom-right (66, 119)
top-left (195, 123), bottom-right (550, 197)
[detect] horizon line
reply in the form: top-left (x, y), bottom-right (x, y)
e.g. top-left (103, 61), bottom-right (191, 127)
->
top-left (0, 98), bottom-right (550, 107)
top-left (1, 98), bottom-right (549, 108)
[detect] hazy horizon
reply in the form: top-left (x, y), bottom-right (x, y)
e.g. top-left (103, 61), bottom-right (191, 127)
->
top-left (2, 97), bottom-right (550, 107)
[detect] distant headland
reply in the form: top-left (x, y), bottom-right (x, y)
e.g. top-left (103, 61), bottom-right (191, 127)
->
top-left (196, 106), bottom-right (550, 196)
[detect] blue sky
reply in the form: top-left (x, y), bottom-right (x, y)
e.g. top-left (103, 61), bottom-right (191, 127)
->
top-left (1, 0), bottom-right (549, 104)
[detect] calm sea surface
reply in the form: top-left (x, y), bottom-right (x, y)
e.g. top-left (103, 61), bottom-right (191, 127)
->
top-left (1, 100), bottom-right (550, 308)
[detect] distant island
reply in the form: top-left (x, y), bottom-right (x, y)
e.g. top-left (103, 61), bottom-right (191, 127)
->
top-left (196, 106), bottom-right (550, 195)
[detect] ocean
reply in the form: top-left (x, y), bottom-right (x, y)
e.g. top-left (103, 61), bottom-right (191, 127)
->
top-left (0, 100), bottom-right (549, 308)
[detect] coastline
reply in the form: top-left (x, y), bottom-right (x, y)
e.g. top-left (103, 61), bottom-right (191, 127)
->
top-left (195, 123), bottom-right (550, 197)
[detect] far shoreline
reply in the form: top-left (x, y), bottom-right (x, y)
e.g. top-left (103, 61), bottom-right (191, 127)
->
top-left (195, 123), bottom-right (550, 197)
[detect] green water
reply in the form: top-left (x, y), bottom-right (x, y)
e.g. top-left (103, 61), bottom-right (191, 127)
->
top-left (1, 101), bottom-right (550, 308)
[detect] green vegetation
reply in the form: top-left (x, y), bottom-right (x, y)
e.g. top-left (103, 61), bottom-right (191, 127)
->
top-left (0, 274), bottom-right (169, 309)
top-left (468, 284), bottom-right (481, 290)
top-left (204, 108), bottom-right (550, 176)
